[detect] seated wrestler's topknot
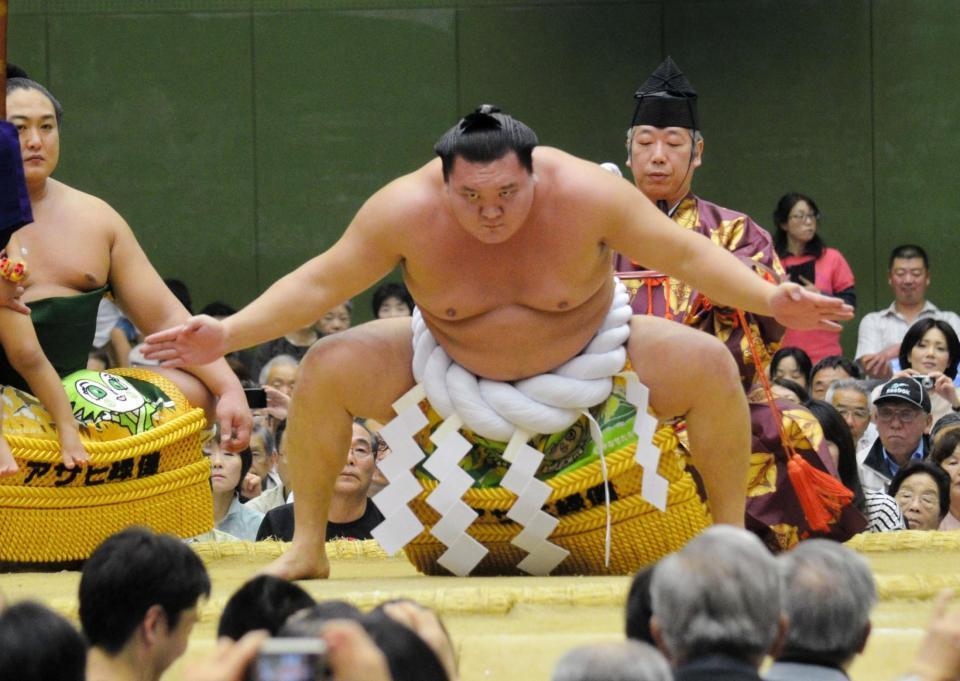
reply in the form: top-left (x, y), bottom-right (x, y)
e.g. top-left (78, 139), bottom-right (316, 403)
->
top-left (434, 104), bottom-right (538, 181)
top-left (5, 64), bottom-right (64, 126)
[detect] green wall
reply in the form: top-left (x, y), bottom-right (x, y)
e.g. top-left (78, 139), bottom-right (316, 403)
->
top-left (7, 0), bottom-right (959, 353)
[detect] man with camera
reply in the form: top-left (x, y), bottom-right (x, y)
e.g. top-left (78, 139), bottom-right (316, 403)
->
top-left (859, 376), bottom-right (933, 492)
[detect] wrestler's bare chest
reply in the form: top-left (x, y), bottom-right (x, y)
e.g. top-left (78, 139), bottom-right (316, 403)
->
top-left (16, 197), bottom-right (112, 300)
top-left (406, 210), bottom-right (611, 317)
top-left (402, 210), bottom-right (615, 380)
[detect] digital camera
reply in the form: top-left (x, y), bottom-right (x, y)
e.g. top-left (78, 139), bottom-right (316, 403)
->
top-left (247, 638), bottom-right (330, 681)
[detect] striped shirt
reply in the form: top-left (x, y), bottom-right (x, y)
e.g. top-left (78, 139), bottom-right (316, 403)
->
top-left (864, 488), bottom-right (905, 532)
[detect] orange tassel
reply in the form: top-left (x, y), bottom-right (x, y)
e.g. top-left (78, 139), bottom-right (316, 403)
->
top-left (737, 310), bottom-right (855, 532)
top-left (786, 454), bottom-right (855, 532)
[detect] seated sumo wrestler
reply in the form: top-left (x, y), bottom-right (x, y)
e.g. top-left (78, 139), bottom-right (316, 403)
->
top-left (3, 72), bottom-right (250, 456)
top-left (0, 109), bottom-right (87, 474)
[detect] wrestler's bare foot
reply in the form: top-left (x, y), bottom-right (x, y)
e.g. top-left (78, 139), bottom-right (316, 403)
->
top-left (0, 435), bottom-right (18, 477)
top-left (260, 543), bottom-right (330, 581)
top-left (58, 430), bottom-right (89, 470)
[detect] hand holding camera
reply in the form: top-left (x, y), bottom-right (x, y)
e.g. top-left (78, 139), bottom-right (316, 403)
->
top-left (248, 638), bottom-right (330, 681)
top-left (184, 631), bottom-right (268, 681)
top-left (183, 623), bottom-right (394, 681)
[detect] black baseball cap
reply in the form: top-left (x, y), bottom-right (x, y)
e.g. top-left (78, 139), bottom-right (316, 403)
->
top-left (874, 377), bottom-right (931, 414)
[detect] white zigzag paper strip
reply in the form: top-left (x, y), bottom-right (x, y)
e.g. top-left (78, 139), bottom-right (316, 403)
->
top-left (619, 373), bottom-right (668, 511)
top-left (501, 430), bottom-right (570, 575)
top-left (423, 425), bottom-right (487, 576)
top-left (370, 386), bottom-right (430, 555)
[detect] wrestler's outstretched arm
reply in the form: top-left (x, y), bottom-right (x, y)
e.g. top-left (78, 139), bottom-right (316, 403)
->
top-left (599, 164), bottom-right (852, 330)
top-left (144, 179), bottom-right (410, 582)
top-left (143, 179), bottom-right (406, 366)
top-left (104, 206), bottom-right (254, 450)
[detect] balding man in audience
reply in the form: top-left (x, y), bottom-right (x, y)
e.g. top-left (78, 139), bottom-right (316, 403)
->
top-left (551, 640), bottom-right (671, 681)
top-left (826, 379), bottom-right (877, 454)
top-left (766, 539), bottom-right (875, 681)
top-left (650, 525), bottom-right (785, 681)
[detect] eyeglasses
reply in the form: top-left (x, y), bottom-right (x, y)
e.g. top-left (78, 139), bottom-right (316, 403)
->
top-left (789, 212), bottom-right (818, 222)
top-left (836, 407), bottom-right (870, 420)
top-left (876, 408), bottom-right (922, 424)
top-left (349, 444), bottom-right (373, 460)
top-left (894, 490), bottom-right (940, 509)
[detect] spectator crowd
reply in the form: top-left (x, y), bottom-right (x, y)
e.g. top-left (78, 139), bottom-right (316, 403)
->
top-left (2, 525), bottom-right (959, 681)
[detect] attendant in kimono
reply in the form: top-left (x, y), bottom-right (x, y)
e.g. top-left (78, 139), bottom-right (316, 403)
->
top-left (614, 57), bottom-right (865, 549)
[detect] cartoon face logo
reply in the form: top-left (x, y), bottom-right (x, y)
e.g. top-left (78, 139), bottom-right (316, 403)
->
top-left (75, 373), bottom-right (146, 413)
top-left (65, 370), bottom-right (173, 437)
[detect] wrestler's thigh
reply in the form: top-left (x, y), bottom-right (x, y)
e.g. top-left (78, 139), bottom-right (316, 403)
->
top-left (627, 315), bottom-right (739, 419)
top-left (295, 317), bottom-right (415, 423)
top-left (149, 366), bottom-right (215, 413)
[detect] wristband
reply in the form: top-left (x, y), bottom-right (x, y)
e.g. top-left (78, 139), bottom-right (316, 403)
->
top-left (0, 257), bottom-right (27, 283)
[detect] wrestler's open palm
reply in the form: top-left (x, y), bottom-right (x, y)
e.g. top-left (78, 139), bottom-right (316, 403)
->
top-left (143, 315), bottom-right (226, 367)
top-left (769, 282), bottom-right (854, 331)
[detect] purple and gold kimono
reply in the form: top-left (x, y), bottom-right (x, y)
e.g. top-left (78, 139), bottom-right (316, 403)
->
top-left (616, 193), bottom-right (866, 550)
top-left (615, 193), bottom-right (784, 390)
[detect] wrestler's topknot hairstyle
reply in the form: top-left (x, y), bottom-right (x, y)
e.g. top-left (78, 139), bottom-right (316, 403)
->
top-left (434, 104), bottom-right (538, 181)
top-left (5, 64), bottom-right (64, 127)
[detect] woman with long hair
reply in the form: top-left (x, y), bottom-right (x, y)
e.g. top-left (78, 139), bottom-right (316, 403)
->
top-left (773, 192), bottom-right (855, 363)
top-left (769, 346), bottom-right (813, 391)
top-left (895, 318), bottom-right (960, 425)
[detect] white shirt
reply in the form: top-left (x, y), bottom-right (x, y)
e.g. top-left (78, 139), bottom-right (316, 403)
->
top-left (245, 484), bottom-right (292, 514)
top-left (857, 422), bottom-right (878, 453)
top-left (856, 300), bottom-right (960, 359)
top-left (93, 297), bottom-right (121, 349)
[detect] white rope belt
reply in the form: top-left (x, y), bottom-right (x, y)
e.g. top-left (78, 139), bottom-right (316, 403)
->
top-left (371, 280), bottom-right (669, 575)
top-left (411, 281), bottom-right (633, 441)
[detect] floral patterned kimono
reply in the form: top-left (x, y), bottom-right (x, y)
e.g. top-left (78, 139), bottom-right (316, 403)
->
top-left (616, 193), bottom-right (866, 549)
